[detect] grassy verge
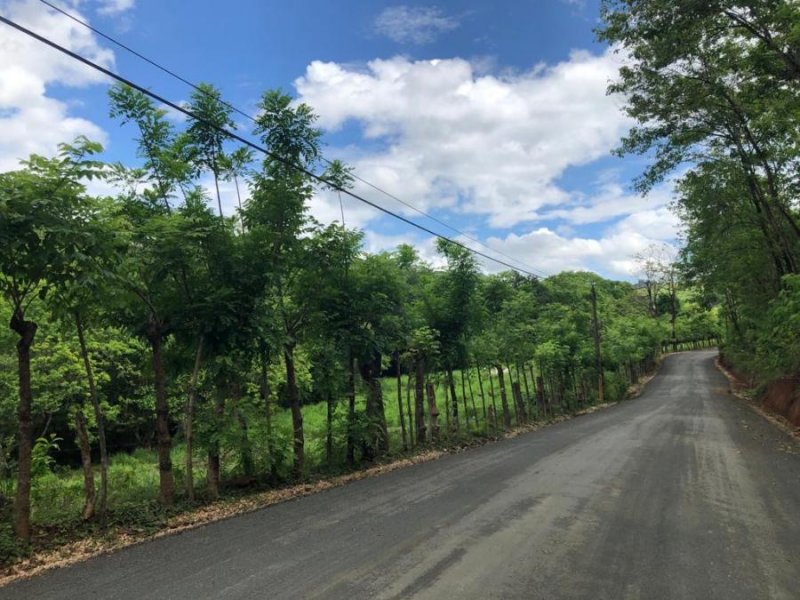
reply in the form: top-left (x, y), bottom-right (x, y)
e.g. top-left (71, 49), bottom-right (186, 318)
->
top-left (1, 364), bottom-right (651, 583)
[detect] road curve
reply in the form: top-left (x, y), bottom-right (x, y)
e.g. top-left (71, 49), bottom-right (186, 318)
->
top-left (4, 350), bottom-right (799, 599)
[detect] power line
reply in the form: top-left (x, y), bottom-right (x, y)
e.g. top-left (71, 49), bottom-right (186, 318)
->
top-left (342, 170), bottom-right (545, 275)
top-left (0, 13), bottom-right (545, 278)
top-left (37, 0), bottom-right (255, 125)
top-left (36, 0), bottom-right (547, 277)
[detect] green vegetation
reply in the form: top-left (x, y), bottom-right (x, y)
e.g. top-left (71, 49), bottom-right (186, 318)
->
top-left (599, 1), bottom-right (800, 385)
top-left (0, 79), bottom-right (718, 563)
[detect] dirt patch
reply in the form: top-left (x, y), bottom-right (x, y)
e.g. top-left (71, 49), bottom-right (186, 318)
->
top-left (762, 379), bottom-right (799, 417)
top-left (715, 358), bottom-right (800, 438)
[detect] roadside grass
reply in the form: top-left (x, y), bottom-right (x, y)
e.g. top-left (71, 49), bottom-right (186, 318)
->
top-left (0, 365), bottom-right (635, 570)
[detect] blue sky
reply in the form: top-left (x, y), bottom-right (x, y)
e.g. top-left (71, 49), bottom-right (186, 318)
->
top-left (0, 0), bottom-right (678, 277)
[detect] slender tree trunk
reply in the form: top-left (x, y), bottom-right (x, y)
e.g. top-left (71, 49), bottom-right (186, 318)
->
top-left (447, 368), bottom-right (459, 433)
top-left (414, 355), bottom-right (426, 444)
top-left (232, 383), bottom-right (253, 477)
top-left (590, 284), bottom-right (605, 405)
top-left (460, 369), bottom-right (472, 430)
top-left (233, 173), bottom-right (245, 231)
top-left (146, 321), bottom-right (174, 506)
top-left (207, 385), bottom-right (224, 500)
top-left (426, 382), bottom-right (440, 443)
top-left (184, 337), bottom-right (204, 503)
top-left (488, 369), bottom-right (498, 432)
top-left (396, 353), bottom-right (407, 451)
top-left (284, 342), bottom-right (304, 479)
top-left (74, 311), bottom-right (109, 515)
top-left (346, 348), bottom-right (356, 465)
top-left (520, 364), bottom-right (531, 405)
top-left (475, 365), bottom-right (487, 425)
top-left (236, 414), bottom-right (254, 477)
top-left (516, 363), bottom-right (531, 419)
top-left (405, 373), bottom-right (414, 448)
top-left (506, 363), bottom-right (518, 423)
top-left (527, 363), bottom-right (537, 417)
top-left (512, 381), bottom-right (527, 424)
top-left (536, 375), bottom-right (546, 418)
top-left (465, 370), bottom-right (478, 430)
top-left (75, 409), bottom-right (96, 520)
top-left (495, 364), bottom-right (511, 428)
top-left (260, 342), bottom-right (277, 480)
top-left (441, 374), bottom-right (450, 434)
top-left (326, 390), bottom-right (334, 466)
top-left (212, 164), bottom-right (224, 219)
top-left (670, 278), bottom-right (678, 352)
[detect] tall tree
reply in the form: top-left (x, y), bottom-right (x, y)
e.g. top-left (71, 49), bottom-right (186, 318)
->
top-left (425, 240), bottom-right (480, 433)
top-left (599, 0), bottom-right (800, 277)
top-left (246, 89), bottom-right (322, 479)
top-left (0, 139), bottom-right (105, 542)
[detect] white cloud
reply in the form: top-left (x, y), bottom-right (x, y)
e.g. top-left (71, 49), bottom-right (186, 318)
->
top-left (295, 49), bottom-right (632, 229)
top-left (291, 48), bottom-right (689, 279)
top-left (0, 0), bottom-right (114, 171)
top-left (610, 206), bottom-right (680, 242)
top-left (94, 0), bottom-right (135, 16)
top-left (534, 177), bottom-right (676, 226)
top-left (374, 5), bottom-right (460, 45)
top-left (485, 226), bottom-right (677, 278)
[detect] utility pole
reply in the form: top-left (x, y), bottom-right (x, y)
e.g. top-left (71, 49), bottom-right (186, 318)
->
top-left (669, 269), bottom-right (678, 352)
top-left (590, 283), bottom-right (605, 404)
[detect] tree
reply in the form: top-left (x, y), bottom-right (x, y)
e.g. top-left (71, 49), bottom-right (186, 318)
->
top-left (0, 138), bottom-right (105, 543)
top-left (423, 240), bottom-right (480, 432)
top-left (349, 253), bottom-right (407, 458)
top-left (599, 0), bottom-right (800, 278)
top-left (246, 89), bottom-right (322, 479)
top-left (109, 84), bottom-right (192, 212)
top-left (47, 203), bottom-right (122, 518)
top-left (225, 147), bottom-right (254, 227)
top-left (184, 83), bottom-right (236, 218)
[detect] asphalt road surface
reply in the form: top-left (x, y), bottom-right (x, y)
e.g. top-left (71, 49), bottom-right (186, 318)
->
top-left (4, 350), bottom-right (799, 599)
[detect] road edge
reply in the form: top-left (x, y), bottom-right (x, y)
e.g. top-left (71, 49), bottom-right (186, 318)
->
top-left (0, 364), bottom-right (664, 587)
top-left (715, 356), bottom-right (800, 442)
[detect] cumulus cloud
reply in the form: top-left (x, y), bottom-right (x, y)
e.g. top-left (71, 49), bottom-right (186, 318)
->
top-left (534, 177), bottom-right (676, 226)
top-left (484, 226), bottom-right (674, 278)
top-left (295, 49), bottom-right (632, 229)
top-left (95, 0), bottom-right (135, 16)
top-left (374, 5), bottom-right (460, 45)
top-left (293, 48), bottom-right (684, 278)
top-left (0, 0), bottom-right (114, 171)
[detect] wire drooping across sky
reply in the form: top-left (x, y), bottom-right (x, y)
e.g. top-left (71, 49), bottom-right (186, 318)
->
top-left (35, 0), bottom-right (548, 277)
top-left (1, 9), bottom-right (548, 278)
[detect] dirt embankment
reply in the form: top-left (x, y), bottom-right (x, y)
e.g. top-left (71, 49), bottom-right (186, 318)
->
top-left (718, 356), bottom-right (800, 429)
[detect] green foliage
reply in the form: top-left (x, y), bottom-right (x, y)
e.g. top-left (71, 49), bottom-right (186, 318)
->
top-left (31, 435), bottom-right (62, 478)
top-left (0, 80), bottom-right (725, 553)
top-left (749, 275), bottom-right (800, 378)
top-left (599, 0), bottom-right (800, 384)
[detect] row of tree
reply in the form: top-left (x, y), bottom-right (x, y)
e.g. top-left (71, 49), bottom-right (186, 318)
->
top-left (599, 1), bottom-right (800, 382)
top-left (0, 80), bottom-right (713, 548)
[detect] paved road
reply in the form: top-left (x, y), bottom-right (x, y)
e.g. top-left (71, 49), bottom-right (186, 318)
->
top-left (5, 351), bottom-right (800, 599)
